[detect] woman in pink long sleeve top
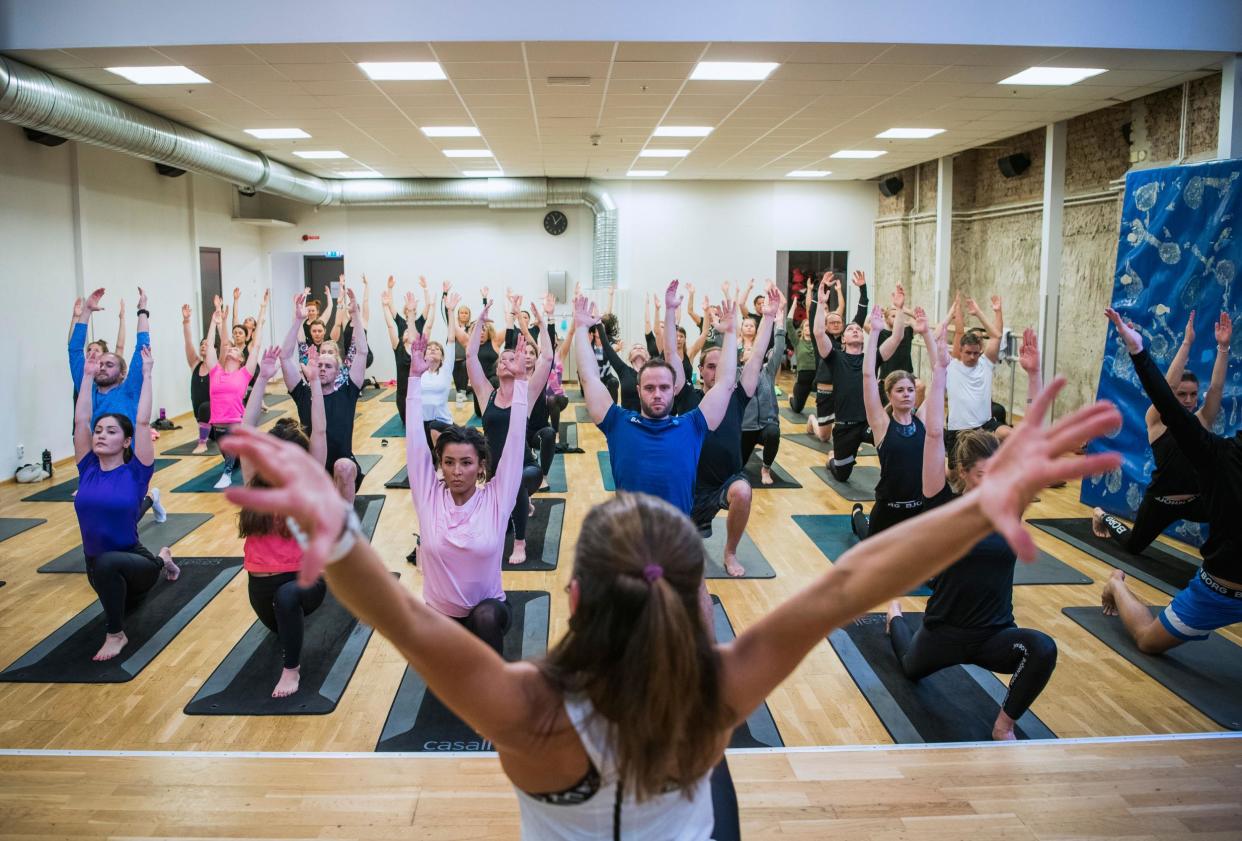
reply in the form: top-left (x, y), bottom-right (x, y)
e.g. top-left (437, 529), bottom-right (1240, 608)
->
top-left (406, 331), bottom-right (530, 654)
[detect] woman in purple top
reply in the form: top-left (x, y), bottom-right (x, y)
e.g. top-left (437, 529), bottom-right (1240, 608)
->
top-left (73, 345), bottom-right (181, 662)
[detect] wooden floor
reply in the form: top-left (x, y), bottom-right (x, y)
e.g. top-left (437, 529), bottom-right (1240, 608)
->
top-left (0, 372), bottom-right (1236, 756)
top-left (1, 735), bottom-right (1239, 839)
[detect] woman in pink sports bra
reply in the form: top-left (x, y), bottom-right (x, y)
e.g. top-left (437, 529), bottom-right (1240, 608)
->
top-left (235, 345), bottom-right (328, 699)
top-left (205, 303), bottom-right (259, 489)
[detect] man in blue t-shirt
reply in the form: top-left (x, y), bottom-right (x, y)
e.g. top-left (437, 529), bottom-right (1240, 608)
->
top-left (69, 287), bottom-right (152, 427)
top-left (575, 281), bottom-right (739, 515)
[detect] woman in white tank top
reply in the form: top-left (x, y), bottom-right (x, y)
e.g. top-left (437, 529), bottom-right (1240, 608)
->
top-left (218, 319), bottom-right (1122, 839)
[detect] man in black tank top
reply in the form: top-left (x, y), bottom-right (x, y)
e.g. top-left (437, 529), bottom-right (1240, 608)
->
top-left (1092, 311), bottom-right (1226, 554)
top-left (1102, 310), bottom-right (1242, 655)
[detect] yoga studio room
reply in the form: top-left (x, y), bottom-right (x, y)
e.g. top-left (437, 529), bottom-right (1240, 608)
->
top-left (1, 1), bottom-right (1241, 837)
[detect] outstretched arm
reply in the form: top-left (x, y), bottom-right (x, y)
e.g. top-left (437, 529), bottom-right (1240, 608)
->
top-left (114, 297), bottom-right (127, 360)
top-left (1201, 312), bottom-right (1232, 428)
top-left (181, 304), bottom-right (199, 369)
top-left (73, 356), bottom-right (98, 462)
top-left (983, 295), bottom-right (1003, 363)
top-left (346, 288), bottom-right (368, 389)
top-left (741, 285), bottom-right (779, 398)
top-left (812, 278), bottom-right (834, 359)
top-left (663, 281), bottom-right (685, 394)
top-left (878, 284), bottom-right (907, 361)
top-left (849, 271), bottom-right (868, 327)
top-left (205, 307), bottom-right (222, 370)
top-left (132, 347), bottom-right (155, 466)
top-left (465, 302), bottom-right (496, 408)
top-left (381, 288), bottom-right (400, 350)
top-left (922, 319), bottom-right (950, 498)
top-left (526, 302), bottom-right (554, 407)
top-left (1018, 328), bottom-right (1043, 409)
top-left (231, 287), bottom-right (242, 328)
top-left (697, 300), bottom-right (739, 430)
top-left (280, 293), bottom-right (308, 390)
top-left (862, 305), bottom-right (890, 442)
top-left (571, 297), bottom-right (613, 424)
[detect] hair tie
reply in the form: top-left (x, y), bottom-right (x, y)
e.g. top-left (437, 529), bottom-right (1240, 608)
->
top-left (642, 563), bottom-right (664, 583)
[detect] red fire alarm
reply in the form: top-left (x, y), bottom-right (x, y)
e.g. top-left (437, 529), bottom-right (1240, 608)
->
top-left (301, 234), bottom-right (320, 241)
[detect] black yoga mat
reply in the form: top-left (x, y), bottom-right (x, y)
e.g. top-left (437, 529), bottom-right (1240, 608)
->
top-left (385, 467), bottom-right (411, 489)
top-left (184, 578), bottom-right (394, 716)
top-left (829, 612), bottom-right (1055, 743)
top-left (701, 515), bottom-right (775, 580)
top-left (787, 433), bottom-right (876, 459)
top-left (1029, 518), bottom-right (1199, 597)
top-left (743, 455), bottom-right (800, 489)
top-left (0, 518), bottom-right (45, 543)
top-left (376, 590), bottom-right (550, 752)
top-left (0, 556), bottom-right (242, 683)
top-left (712, 595), bottom-right (784, 748)
top-left (504, 498), bottom-right (564, 571)
top-left (810, 464), bottom-right (880, 501)
top-left (21, 458), bottom-right (177, 502)
top-left (38, 512), bottom-right (213, 574)
top-left (174, 454), bottom-right (381, 493)
top-left (1063, 606), bottom-right (1242, 730)
top-left (557, 421), bottom-right (584, 454)
top-left (792, 514), bottom-right (1092, 592)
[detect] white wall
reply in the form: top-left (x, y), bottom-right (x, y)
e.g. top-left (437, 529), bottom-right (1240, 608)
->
top-left (0, 124), bottom-right (263, 478)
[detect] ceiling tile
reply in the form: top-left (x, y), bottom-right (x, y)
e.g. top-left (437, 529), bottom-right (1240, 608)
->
top-left (241, 43), bottom-right (350, 64)
top-left (524, 42), bottom-right (616, 61)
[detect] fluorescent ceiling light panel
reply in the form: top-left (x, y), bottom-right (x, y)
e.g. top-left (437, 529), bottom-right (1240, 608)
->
top-left (358, 61), bottom-right (446, 80)
top-left (638, 149), bottom-right (689, 158)
top-left (654, 126), bottom-right (713, 137)
top-left (293, 150), bottom-right (348, 159)
top-left (421, 126), bottom-right (480, 137)
top-left (443, 149), bottom-right (494, 158)
top-left (690, 61), bottom-right (779, 81)
top-left (876, 128), bottom-right (945, 139)
top-left (106, 65), bottom-right (210, 85)
top-left (245, 128), bottom-right (310, 139)
top-left (627, 170), bottom-right (668, 177)
top-left (830, 150), bottom-right (886, 159)
top-left (338, 170), bottom-right (383, 178)
top-left (999, 66), bottom-right (1107, 85)
top-left (787, 170), bottom-right (831, 177)
top-left (462, 169), bottom-right (504, 177)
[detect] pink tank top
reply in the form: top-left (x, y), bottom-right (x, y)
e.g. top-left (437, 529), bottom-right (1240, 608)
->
top-left (209, 365), bottom-right (252, 425)
top-left (243, 532), bottom-right (302, 574)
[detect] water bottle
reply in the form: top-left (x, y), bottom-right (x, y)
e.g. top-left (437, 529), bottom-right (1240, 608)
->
top-left (159, 408), bottom-right (167, 421)
top-left (41, 448), bottom-right (52, 477)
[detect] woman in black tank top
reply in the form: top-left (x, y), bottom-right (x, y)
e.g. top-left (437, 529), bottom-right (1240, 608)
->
top-left (182, 304), bottom-right (213, 454)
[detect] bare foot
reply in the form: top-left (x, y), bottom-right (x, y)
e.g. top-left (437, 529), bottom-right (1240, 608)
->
top-left (992, 710), bottom-right (1017, 741)
top-left (192, 441), bottom-right (208, 454)
top-left (1101, 569), bottom-right (1125, 616)
top-left (93, 632), bottom-right (128, 661)
top-left (760, 466), bottom-right (774, 486)
top-left (272, 666), bottom-right (301, 698)
top-left (1091, 507), bottom-right (1111, 539)
top-left (806, 417), bottom-right (816, 437)
top-left (529, 500), bottom-right (536, 518)
top-left (160, 548), bottom-right (180, 581)
top-left (724, 551), bottom-right (745, 578)
top-left (885, 599), bottom-right (903, 634)
top-left (509, 539), bottom-right (527, 565)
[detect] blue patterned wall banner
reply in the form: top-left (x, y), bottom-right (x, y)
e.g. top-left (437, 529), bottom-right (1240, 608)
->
top-left (1084, 159), bottom-right (1242, 547)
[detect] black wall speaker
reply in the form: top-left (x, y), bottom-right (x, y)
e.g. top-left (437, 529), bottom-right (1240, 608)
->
top-left (155, 163), bottom-right (187, 178)
top-left (878, 176), bottom-right (904, 197)
top-left (23, 128), bottom-right (67, 147)
top-left (997, 153), bottom-right (1031, 179)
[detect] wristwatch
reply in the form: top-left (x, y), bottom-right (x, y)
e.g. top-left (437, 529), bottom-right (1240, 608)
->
top-left (284, 501), bottom-right (363, 565)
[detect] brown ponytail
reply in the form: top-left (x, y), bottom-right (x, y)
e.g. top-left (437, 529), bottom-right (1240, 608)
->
top-left (538, 493), bottom-right (730, 801)
top-left (238, 419), bottom-right (310, 538)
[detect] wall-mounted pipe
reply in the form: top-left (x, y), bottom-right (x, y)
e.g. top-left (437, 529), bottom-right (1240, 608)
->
top-left (0, 54), bottom-right (617, 286)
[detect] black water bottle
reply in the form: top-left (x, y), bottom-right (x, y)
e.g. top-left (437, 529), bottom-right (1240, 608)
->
top-left (42, 448), bottom-right (52, 477)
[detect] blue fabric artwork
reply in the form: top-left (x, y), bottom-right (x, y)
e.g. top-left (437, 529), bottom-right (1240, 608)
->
top-left (1084, 159), bottom-right (1242, 547)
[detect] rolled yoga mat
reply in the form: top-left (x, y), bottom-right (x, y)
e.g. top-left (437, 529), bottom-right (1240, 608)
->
top-left (742, 455), bottom-right (800, 489)
top-left (701, 515), bottom-right (776, 580)
top-left (503, 498), bottom-right (564, 571)
top-left (22, 458), bottom-right (177, 502)
top-left (173, 454), bottom-right (381, 493)
top-left (712, 595), bottom-right (784, 749)
top-left (1029, 518), bottom-right (1199, 597)
top-left (1063, 606), bottom-right (1242, 731)
top-left (810, 465), bottom-right (880, 502)
top-left (792, 514), bottom-right (1092, 592)
top-left (375, 590), bottom-right (551, 752)
top-left (38, 512), bottom-right (214, 574)
top-left (828, 612), bottom-right (1056, 743)
top-left (0, 518), bottom-right (46, 543)
top-left (0, 556), bottom-right (243, 683)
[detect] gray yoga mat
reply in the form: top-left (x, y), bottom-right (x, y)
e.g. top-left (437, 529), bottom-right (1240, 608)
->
top-left (0, 557), bottom-right (243, 683)
top-left (778, 406), bottom-right (809, 425)
top-left (38, 513), bottom-right (214, 574)
top-left (810, 464), bottom-right (880, 501)
top-left (1063, 606), bottom-right (1242, 731)
top-left (1030, 518), bottom-right (1198, 597)
top-left (597, 451), bottom-right (615, 492)
top-left (262, 393), bottom-right (291, 407)
top-left (504, 498), bottom-right (564, 571)
top-left (22, 458), bottom-right (177, 501)
top-left (701, 514), bottom-right (775, 579)
top-left (712, 595), bottom-right (784, 749)
top-left (829, 612), bottom-right (1055, 743)
top-left (788, 433), bottom-right (876, 459)
top-left (375, 591), bottom-right (550, 752)
top-left (174, 454), bottom-right (381, 493)
top-left (539, 454), bottom-right (568, 493)
top-left (792, 514), bottom-right (1091, 591)
top-left (575, 405), bottom-right (596, 424)
top-left (0, 518), bottom-right (46, 543)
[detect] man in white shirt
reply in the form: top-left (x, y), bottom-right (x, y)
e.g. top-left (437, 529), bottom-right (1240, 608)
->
top-left (945, 295), bottom-right (1011, 468)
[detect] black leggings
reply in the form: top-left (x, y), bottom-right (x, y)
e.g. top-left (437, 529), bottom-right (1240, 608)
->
top-left (709, 757), bottom-right (741, 841)
top-left (396, 371), bottom-right (408, 426)
top-left (1103, 492), bottom-right (1210, 555)
top-left (548, 394), bottom-right (569, 437)
top-left (528, 426), bottom-right (556, 476)
top-left (889, 618), bottom-right (1058, 721)
top-left (510, 463), bottom-right (544, 541)
top-left (210, 424), bottom-right (239, 473)
top-left (195, 401), bottom-right (212, 425)
top-left (452, 358), bottom-right (469, 393)
top-left (247, 572), bottom-right (327, 669)
top-left (87, 546), bottom-right (162, 634)
top-left (854, 500), bottom-right (925, 540)
top-left (740, 423), bottom-right (780, 467)
top-left (789, 368), bottom-right (815, 413)
top-left (455, 597), bottom-right (512, 656)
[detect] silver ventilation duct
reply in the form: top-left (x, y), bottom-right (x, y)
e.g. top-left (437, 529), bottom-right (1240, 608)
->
top-left (0, 54), bottom-right (617, 287)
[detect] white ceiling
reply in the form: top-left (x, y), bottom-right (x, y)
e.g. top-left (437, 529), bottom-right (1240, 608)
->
top-left (4, 41), bottom-right (1225, 182)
